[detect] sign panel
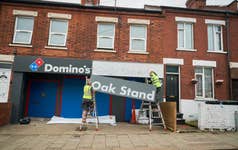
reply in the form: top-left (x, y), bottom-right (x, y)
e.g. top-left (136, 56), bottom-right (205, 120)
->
top-left (0, 68), bottom-right (11, 103)
top-left (13, 56), bottom-right (92, 75)
top-left (91, 75), bottom-right (156, 102)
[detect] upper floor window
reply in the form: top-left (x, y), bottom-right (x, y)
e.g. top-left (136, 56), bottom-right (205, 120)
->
top-left (12, 10), bottom-right (37, 46)
top-left (97, 23), bottom-right (115, 50)
top-left (207, 24), bottom-right (223, 51)
top-left (175, 17), bottom-right (196, 51)
top-left (195, 67), bottom-right (214, 99)
top-left (205, 19), bottom-right (225, 52)
top-left (47, 13), bottom-right (71, 48)
top-left (130, 24), bottom-right (147, 52)
top-left (48, 19), bottom-right (68, 47)
top-left (177, 22), bottom-right (194, 50)
top-left (13, 16), bottom-right (34, 44)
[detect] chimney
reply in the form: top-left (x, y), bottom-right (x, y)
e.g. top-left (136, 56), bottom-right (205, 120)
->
top-left (186, 0), bottom-right (206, 9)
top-left (227, 0), bottom-right (238, 11)
top-left (81, 0), bottom-right (100, 6)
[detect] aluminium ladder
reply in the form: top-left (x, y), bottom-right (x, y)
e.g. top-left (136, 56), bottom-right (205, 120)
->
top-left (137, 101), bottom-right (166, 131)
top-left (79, 92), bottom-right (99, 131)
top-left (137, 78), bottom-right (166, 131)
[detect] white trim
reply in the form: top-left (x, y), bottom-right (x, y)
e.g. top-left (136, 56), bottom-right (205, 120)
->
top-left (175, 17), bottom-right (196, 23)
top-left (128, 19), bottom-right (150, 25)
top-left (0, 55), bottom-right (14, 62)
top-left (45, 46), bottom-right (68, 50)
top-left (48, 19), bottom-right (69, 47)
top-left (193, 60), bottom-right (216, 67)
top-left (205, 19), bottom-right (225, 25)
top-left (207, 50), bottom-right (227, 54)
top-left (176, 48), bottom-right (197, 52)
top-left (94, 49), bottom-right (116, 53)
top-left (230, 62), bottom-right (238, 68)
top-left (9, 43), bottom-right (33, 48)
top-left (47, 13), bottom-right (72, 19)
top-left (128, 51), bottom-right (149, 55)
top-left (13, 10), bottom-right (38, 16)
top-left (95, 16), bottom-right (118, 23)
top-left (163, 58), bottom-right (184, 65)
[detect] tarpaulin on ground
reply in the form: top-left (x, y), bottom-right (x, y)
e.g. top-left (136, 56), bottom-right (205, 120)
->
top-left (47, 115), bottom-right (116, 126)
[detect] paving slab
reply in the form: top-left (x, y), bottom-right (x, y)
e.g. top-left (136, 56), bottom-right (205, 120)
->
top-left (0, 121), bottom-right (238, 150)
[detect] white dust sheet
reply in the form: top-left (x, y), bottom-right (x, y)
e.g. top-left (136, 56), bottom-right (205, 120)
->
top-left (47, 115), bottom-right (116, 126)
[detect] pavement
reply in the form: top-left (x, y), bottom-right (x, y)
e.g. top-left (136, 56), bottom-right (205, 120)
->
top-left (0, 120), bottom-right (238, 150)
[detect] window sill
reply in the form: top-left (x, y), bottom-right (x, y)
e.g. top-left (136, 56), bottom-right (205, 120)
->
top-left (94, 49), bottom-right (116, 53)
top-left (207, 50), bottom-right (227, 54)
top-left (176, 48), bottom-right (197, 52)
top-left (194, 98), bottom-right (216, 101)
top-left (128, 51), bottom-right (149, 55)
top-left (45, 46), bottom-right (67, 50)
top-left (9, 43), bottom-right (32, 48)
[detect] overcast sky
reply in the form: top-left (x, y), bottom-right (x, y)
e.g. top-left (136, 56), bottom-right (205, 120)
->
top-left (43, 0), bottom-right (234, 8)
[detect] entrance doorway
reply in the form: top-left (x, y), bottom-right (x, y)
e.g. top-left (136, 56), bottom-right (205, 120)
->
top-left (166, 66), bottom-right (179, 112)
top-left (111, 95), bottom-right (125, 122)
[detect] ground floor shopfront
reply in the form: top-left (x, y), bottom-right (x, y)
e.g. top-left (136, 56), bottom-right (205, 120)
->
top-left (3, 55), bottom-right (232, 124)
top-left (10, 55), bottom-right (164, 123)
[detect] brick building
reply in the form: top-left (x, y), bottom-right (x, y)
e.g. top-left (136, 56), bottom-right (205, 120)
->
top-left (0, 0), bottom-right (237, 123)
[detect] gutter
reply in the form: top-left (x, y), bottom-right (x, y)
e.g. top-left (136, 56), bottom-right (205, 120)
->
top-left (225, 12), bottom-right (232, 99)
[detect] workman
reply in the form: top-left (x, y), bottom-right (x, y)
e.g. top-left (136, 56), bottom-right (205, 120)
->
top-left (149, 71), bottom-right (162, 102)
top-left (81, 78), bottom-right (94, 130)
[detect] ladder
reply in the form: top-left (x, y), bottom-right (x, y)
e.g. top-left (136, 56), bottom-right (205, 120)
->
top-left (79, 92), bottom-right (99, 131)
top-left (137, 101), bottom-right (166, 131)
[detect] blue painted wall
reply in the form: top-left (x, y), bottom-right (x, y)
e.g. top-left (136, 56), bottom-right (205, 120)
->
top-left (61, 78), bottom-right (110, 118)
top-left (61, 78), bottom-right (85, 118)
top-left (28, 80), bottom-right (58, 118)
top-left (95, 92), bottom-right (110, 116)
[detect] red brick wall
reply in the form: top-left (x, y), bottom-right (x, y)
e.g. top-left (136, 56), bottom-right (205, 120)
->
top-left (162, 11), bottom-right (229, 100)
top-left (0, 2), bottom-right (232, 100)
top-left (230, 17), bottom-right (238, 62)
top-left (0, 3), bottom-right (163, 63)
top-left (228, 1), bottom-right (238, 11)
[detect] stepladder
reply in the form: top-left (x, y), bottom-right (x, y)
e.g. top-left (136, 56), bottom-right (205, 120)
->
top-left (137, 101), bottom-right (166, 131)
top-left (79, 93), bottom-right (99, 131)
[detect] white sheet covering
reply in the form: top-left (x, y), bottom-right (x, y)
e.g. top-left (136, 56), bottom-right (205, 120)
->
top-left (47, 115), bottom-right (116, 126)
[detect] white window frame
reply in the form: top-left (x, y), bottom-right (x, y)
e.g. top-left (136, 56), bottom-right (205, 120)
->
top-left (96, 23), bottom-right (115, 50)
top-left (177, 22), bottom-right (194, 50)
top-left (195, 67), bottom-right (214, 100)
top-left (48, 19), bottom-right (69, 47)
top-left (129, 24), bottom-right (147, 52)
top-left (13, 16), bottom-right (34, 44)
top-left (207, 24), bottom-right (224, 52)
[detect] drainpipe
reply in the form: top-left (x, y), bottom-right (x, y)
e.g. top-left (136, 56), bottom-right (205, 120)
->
top-left (225, 12), bottom-right (232, 100)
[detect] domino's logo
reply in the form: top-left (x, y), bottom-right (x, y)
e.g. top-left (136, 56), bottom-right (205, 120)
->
top-left (29, 58), bottom-right (44, 71)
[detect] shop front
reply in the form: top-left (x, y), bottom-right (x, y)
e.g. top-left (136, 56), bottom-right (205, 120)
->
top-left (10, 56), bottom-right (164, 123)
top-left (10, 56), bottom-right (93, 123)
